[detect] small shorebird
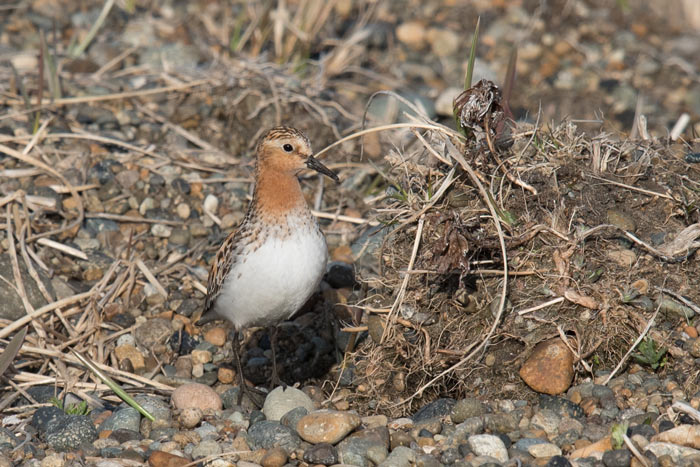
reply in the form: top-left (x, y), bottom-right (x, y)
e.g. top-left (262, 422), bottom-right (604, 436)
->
top-left (199, 126), bottom-right (338, 396)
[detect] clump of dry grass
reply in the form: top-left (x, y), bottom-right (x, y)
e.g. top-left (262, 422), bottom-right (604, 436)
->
top-left (325, 97), bottom-right (700, 415)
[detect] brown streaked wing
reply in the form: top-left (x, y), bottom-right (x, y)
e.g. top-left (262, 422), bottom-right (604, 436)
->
top-left (203, 227), bottom-right (239, 314)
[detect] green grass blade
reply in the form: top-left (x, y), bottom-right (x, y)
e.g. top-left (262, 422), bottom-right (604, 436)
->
top-left (71, 350), bottom-right (155, 421)
top-left (464, 16), bottom-right (480, 90)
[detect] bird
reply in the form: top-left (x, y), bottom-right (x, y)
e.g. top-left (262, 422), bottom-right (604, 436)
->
top-left (198, 126), bottom-right (339, 399)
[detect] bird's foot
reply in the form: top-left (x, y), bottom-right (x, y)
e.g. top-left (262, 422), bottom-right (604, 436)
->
top-left (269, 371), bottom-right (288, 391)
top-left (236, 382), bottom-right (267, 408)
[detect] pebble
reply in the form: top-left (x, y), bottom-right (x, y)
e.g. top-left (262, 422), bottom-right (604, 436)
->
top-left (204, 327), bottom-right (227, 347)
top-left (191, 439), bottom-right (222, 459)
top-left (520, 338), bottom-right (575, 395)
top-left (426, 28), bottom-right (460, 57)
top-left (46, 415), bottom-right (98, 452)
top-left (171, 383), bottom-right (222, 411)
top-left (134, 319), bottom-right (172, 349)
top-left (151, 224), bottom-right (173, 238)
top-left (435, 87), bottom-right (462, 117)
top-left (303, 442), bottom-right (338, 465)
top-left (337, 430), bottom-right (389, 466)
top-left (262, 386), bottom-right (315, 422)
top-left (247, 421), bottom-right (301, 452)
top-left (99, 407), bottom-right (140, 433)
top-left (178, 407), bottom-right (202, 429)
top-left (396, 21), bottom-right (426, 51)
top-left (468, 434), bottom-right (509, 462)
top-left (528, 442), bottom-right (562, 457)
top-left (203, 194), bottom-right (218, 214)
top-left (114, 345), bottom-right (145, 372)
top-left (260, 446), bottom-right (287, 467)
top-left (176, 203), bottom-right (191, 219)
top-left (296, 410), bottom-right (361, 444)
top-left (602, 448), bottom-right (632, 466)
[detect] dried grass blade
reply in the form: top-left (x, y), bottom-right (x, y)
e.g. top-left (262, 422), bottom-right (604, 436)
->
top-left (0, 327), bottom-right (27, 377)
top-left (0, 143), bottom-right (84, 242)
top-left (36, 238), bottom-right (88, 260)
top-left (135, 259), bottom-right (167, 298)
top-left (0, 291), bottom-right (93, 340)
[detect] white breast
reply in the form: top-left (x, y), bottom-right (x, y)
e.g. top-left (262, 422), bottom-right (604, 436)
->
top-left (213, 218), bottom-right (328, 330)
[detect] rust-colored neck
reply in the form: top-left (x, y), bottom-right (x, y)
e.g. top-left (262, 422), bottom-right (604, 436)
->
top-left (252, 166), bottom-right (306, 217)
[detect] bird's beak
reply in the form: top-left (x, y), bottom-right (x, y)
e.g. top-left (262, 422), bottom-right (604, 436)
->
top-left (306, 156), bottom-right (339, 182)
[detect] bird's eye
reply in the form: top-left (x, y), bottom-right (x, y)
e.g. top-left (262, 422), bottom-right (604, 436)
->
top-left (283, 143), bottom-right (294, 153)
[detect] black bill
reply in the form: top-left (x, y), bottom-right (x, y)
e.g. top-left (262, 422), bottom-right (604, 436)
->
top-left (306, 156), bottom-right (339, 182)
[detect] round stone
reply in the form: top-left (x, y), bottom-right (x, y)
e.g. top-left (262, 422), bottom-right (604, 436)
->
top-left (171, 383), bottom-right (222, 411)
top-left (179, 407), bottom-right (202, 429)
top-left (262, 386), bottom-right (315, 422)
top-left (296, 410), bottom-right (361, 444)
top-left (519, 338), bottom-right (575, 395)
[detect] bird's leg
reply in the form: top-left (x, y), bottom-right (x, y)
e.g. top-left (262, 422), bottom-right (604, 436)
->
top-left (231, 329), bottom-right (247, 405)
top-left (231, 329), bottom-right (264, 407)
top-left (268, 326), bottom-right (286, 389)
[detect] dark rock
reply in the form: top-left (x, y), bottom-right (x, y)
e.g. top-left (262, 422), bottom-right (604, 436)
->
top-left (23, 386), bottom-right (59, 405)
top-left (171, 178), bottom-right (191, 194)
top-left (412, 398), bottom-right (457, 422)
top-left (75, 106), bottom-right (118, 127)
top-left (221, 388), bottom-right (242, 410)
top-left (303, 442), bottom-right (338, 465)
top-left (325, 261), bottom-right (356, 288)
top-left (546, 455), bottom-right (573, 466)
top-left (440, 447), bottom-right (461, 464)
top-left (149, 174), bottom-right (166, 187)
top-left (602, 448), bottom-right (631, 467)
top-left (539, 394), bottom-right (585, 419)
top-left (658, 420), bottom-right (675, 432)
top-left (88, 160), bottom-right (123, 184)
top-left (31, 406), bottom-right (66, 434)
top-left (120, 448), bottom-right (145, 462)
top-left (484, 412), bottom-right (519, 434)
top-left (627, 423), bottom-right (655, 438)
top-left (45, 415), bottom-right (98, 452)
top-left (280, 406), bottom-right (308, 430)
top-left (98, 407), bottom-right (140, 433)
top-left (84, 218), bottom-right (119, 234)
top-left (149, 427), bottom-right (178, 440)
top-left (249, 410), bottom-right (266, 425)
top-left (175, 299), bottom-right (199, 317)
top-left (337, 429), bottom-right (389, 467)
top-left (451, 398), bottom-right (486, 423)
top-left (108, 428), bottom-right (143, 443)
top-left (248, 420), bottom-right (301, 452)
top-left (107, 313), bottom-right (136, 328)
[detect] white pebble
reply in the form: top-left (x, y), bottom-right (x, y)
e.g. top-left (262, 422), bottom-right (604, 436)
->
top-left (139, 197), bottom-right (155, 216)
top-left (203, 194), bottom-right (219, 214)
top-left (151, 224), bottom-right (172, 238)
top-left (176, 203), bottom-right (191, 219)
